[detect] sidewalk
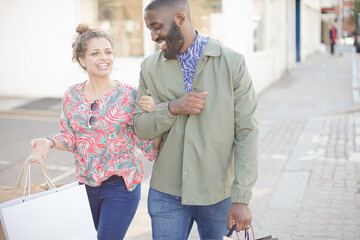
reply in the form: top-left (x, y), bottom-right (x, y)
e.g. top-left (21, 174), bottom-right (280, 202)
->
top-left (0, 96), bottom-right (61, 118)
top-left (251, 45), bottom-right (360, 240)
top-left (0, 45), bottom-right (359, 240)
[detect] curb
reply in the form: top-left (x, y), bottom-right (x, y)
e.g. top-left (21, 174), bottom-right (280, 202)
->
top-left (353, 47), bottom-right (360, 105)
top-left (0, 110), bottom-right (60, 119)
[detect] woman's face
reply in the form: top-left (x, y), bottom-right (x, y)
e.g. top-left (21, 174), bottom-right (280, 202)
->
top-left (80, 37), bottom-right (113, 78)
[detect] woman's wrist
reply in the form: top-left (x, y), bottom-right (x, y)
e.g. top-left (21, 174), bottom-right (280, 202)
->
top-left (46, 137), bottom-right (55, 148)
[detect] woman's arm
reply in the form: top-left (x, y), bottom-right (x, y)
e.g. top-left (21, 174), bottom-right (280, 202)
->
top-left (153, 135), bottom-right (162, 150)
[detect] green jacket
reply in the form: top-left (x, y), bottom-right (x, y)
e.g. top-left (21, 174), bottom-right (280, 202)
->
top-left (133, 39), bottom-right (258, 205)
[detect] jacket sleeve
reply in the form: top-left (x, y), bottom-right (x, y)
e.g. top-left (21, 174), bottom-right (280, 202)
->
top-left (230, 55), bottom-right (259, 204)
top-left (132, 66), bottom-right (178, 140)
top-left (127, 87), bottom-right (158, 161)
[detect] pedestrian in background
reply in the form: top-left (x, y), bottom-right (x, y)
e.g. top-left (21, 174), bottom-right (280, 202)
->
top-left (132, 0), bottom-right (259, 239)
top-left (329, 23), bottom-right (337, 54)
top-left (30, 24), bottom-right (160, 240)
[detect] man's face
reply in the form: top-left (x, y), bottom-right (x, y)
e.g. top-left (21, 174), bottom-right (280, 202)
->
top-left (144, 10), bottom-right (185, 59)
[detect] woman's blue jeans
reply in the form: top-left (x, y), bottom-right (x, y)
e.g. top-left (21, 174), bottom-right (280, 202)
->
top-left (148, 187), bottom-right (231, 240)
top-left (84, 176), bottom-right (141, 240)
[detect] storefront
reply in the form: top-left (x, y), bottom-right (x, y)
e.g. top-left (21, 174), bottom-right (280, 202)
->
top-left (97, 0), bottom-right (222, 58)
top-left (0, 0), bottom-right (321, 97)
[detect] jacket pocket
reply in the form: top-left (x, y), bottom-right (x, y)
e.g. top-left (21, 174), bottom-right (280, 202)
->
top-left (216, 145), bottom-right (226, 183)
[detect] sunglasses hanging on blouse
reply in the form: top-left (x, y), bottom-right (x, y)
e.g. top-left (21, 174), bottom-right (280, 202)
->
top-left (88, 100), bottom-right (99, 128)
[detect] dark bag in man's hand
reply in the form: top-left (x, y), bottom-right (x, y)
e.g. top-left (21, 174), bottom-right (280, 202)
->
top-left (224, 225), bottom-right (278, 240)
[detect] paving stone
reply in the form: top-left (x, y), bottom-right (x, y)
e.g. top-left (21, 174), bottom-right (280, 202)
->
top-left (327, 231), bottom-right (344, 239)
top-left (310, 230), bottom-right (327, 238)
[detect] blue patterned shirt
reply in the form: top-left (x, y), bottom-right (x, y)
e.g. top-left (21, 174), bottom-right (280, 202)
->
top-left (177, 32), bottom-right (209, 93)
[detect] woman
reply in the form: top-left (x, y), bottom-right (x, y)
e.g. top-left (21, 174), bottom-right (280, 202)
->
top-left (30, 24), bottom-right (159, 240)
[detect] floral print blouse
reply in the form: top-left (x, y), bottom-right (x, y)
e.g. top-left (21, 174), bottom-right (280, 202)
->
top-left (54, 81), bottom-right (157, 191)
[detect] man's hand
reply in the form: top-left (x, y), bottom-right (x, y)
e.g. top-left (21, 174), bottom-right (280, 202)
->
top-left (227, 203), bottom-right (252, 232)
top-left (168, 91), bottom-right (208, 115)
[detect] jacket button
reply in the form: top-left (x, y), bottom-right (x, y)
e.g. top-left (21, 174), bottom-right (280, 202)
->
top-left (184, 171), bottom-right (188, 176)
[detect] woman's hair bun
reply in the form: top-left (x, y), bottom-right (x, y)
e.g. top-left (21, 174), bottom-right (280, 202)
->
top-left (76, 24), bottom-right (90, 35)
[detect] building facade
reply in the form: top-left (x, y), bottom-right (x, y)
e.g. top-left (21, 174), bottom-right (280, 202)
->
top-left (0, 0), bottom-right (322, 97)
top-left (334, 0), bottom-right (356, 36)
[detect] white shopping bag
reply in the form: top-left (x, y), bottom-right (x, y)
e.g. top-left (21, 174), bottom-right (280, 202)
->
top-left (0, 182), bottom-right (96, 240)
top-left (0, 156), bottom-right (97, 240)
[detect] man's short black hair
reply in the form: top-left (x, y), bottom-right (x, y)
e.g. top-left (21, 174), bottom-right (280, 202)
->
top-left (145, 0), bottom-right (188, 13)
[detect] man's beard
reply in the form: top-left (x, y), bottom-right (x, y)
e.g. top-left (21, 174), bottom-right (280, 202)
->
top-left (158, 20), bottom-right (184, 59)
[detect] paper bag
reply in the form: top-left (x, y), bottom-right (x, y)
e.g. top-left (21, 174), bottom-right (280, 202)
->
top-left (0, 155), bottom-right (95, 240)
top-left (0, 155), bottom-right (66, 240)
top-left (0, 182), bottom-right (96, 240)
top-left (0, 155), bottom-right (62, 203)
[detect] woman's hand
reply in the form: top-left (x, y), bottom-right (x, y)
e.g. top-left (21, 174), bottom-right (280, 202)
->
top-left (154, 136), bottom-right (163, 150)
top-left (30, 138), bottom-right (53, 161)
top-left (139, 89), bottom-right (156, 112)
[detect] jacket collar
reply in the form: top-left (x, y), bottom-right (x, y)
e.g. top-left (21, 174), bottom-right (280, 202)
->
top-left (161, 38), bottom-right (220, 62)
top-left (202, 38), bottom-right (221, 57)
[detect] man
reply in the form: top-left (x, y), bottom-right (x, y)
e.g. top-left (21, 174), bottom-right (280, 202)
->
top-left (132, 0), bottom-right (258, 239)
top-left (329, 23), bottom-right (337, 54)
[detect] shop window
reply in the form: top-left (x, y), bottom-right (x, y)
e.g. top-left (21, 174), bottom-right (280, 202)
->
top-left (253, 0), bottom-right (265, 51)
top-left (189, 0), bottom-right (222, 42)
top-left (343, 6), bottom-right (354, 18)
top-left (98, 0), bottom-right (143, 57)
top-left (98, 0), bottom-right (221, 56)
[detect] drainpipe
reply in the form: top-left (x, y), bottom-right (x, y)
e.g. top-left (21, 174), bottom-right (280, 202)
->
top-left (286, 0), bottom-right (289, 74)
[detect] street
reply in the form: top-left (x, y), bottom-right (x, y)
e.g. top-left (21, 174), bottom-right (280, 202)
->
top-left (0, 115), bottom-right (155, 186)
top-left (0, 44), bottom-right (359, 239)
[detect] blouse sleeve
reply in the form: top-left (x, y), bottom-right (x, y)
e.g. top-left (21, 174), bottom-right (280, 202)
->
top-left (133, 133), bottom-right (158, 161)
top-left (53, 90), bottom-right (76, 152)
top-left (128, 87), bottom-right (157, 161)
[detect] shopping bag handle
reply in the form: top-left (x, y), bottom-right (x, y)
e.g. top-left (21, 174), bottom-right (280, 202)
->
top-left (226, 224), bottom-right (274, 240)
top-left (15, 155), bottom-right (55, 191)
top-left (226, 225), bottom-right (255, 240)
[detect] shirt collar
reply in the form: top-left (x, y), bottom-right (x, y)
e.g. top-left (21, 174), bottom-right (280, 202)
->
top-left (177, 31), bottom-right (203, 60)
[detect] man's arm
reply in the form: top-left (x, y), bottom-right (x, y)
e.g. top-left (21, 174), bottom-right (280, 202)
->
top-left (227, 54), bottom-right (259, 231)
top-left (133, 68), bottom-right (209, 139)
top-left (132, 70), bottom-right (178, 140)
